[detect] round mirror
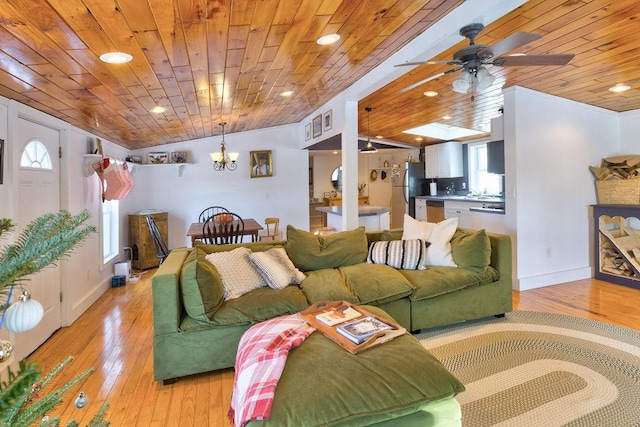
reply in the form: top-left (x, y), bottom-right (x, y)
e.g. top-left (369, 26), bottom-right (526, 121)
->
top-left (331, 166), bottom-right (342, 192)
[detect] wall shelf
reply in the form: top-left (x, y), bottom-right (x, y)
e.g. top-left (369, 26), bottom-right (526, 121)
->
top-left (127, 162), bottom-right (191, 177)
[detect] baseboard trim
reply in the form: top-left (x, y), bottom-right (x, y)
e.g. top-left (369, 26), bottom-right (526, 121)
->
top-left (516, 267), bottom-right (592, 291)
top-left (64, 279), bottom-right (111, 326)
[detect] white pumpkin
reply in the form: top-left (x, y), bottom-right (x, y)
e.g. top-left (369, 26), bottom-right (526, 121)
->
top-left (4, 290), bottom-right (44, 333)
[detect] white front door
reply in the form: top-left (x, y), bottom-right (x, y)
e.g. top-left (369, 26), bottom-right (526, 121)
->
top-left (13, 117), bottom-right (61, 360)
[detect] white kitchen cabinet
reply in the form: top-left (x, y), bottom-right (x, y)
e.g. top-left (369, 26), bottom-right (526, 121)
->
top-left (415, 198), bottom-right (427, 221)
top-left (471, 211), bottom-right (506, 234)
top-left (444, 201), bottom-right (475, 228)
top-left (491, 116), bottom-right (504, 141)
top-left (424, 142), bottom-right (463, 178)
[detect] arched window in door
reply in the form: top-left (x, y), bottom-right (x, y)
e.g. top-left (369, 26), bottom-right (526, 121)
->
top-left (20, 139), bottom-right (52, 170)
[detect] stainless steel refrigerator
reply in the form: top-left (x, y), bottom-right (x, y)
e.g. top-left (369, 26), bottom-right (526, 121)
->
top-left (391, 162), bottom-right (426, 228)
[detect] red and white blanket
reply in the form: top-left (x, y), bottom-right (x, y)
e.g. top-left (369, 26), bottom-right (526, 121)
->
top-left (229, 315), bottom-right (315, 427)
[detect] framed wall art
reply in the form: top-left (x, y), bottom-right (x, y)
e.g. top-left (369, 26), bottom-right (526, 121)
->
top-left (323, 110), bottom-right (333, 132)
top-left (171, 151), bottom-right (187, 163)
top-left (312, 114), bottom-right (322, 138)
top-left (250, 150), bottom-right (273, 178)
top-left (305, 123), bottom-right (311, 141)
top-left (148, 152), bottom-right (169, 164)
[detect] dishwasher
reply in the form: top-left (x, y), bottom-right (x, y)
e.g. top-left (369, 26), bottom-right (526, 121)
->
top-left (426, 201), bottom-right (444, 223)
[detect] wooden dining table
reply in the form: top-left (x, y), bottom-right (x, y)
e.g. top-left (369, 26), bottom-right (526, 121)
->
top-left (186, 218), bottom-right (263, 246)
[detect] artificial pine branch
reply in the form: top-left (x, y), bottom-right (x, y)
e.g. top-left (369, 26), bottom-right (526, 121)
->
top-left (0, 210), bottom-right (96, 291)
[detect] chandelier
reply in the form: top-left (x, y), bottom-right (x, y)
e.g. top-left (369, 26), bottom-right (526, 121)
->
top-left (210, 122), bottom-right (238, 171)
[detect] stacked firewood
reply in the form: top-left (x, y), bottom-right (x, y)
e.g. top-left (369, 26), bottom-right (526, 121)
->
top-left (600, 239), bottom-right (638, 278)
top-left (589, 155), bottom-right (640, 180)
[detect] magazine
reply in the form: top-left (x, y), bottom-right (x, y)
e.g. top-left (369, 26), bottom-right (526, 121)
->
top-left (336, 316), bottom-right (393, 345)
top-left (315, 305), bottom-right (362, 326)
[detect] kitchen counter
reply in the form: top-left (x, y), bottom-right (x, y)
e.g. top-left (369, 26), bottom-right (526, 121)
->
top-left (316, 205), bottom-right (390, 216)
top-left (316, 205), bottom-right (390, 232)
top-left (416, 195), bottom-right (505, 203)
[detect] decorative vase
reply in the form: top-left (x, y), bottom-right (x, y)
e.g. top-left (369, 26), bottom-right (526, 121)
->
top-left (4, 290), bottom-right (44, 333)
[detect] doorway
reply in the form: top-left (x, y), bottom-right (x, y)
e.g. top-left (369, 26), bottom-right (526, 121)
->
top-left (12, 117), bottom-right (61, 360)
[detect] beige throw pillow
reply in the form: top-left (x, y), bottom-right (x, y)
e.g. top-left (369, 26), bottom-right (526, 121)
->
top-left (205, 247), bottom-right (267, 300)
top-left (249, 247), bottom-right (306, 290)
top-left (401, 214), bottom-right (458, 267)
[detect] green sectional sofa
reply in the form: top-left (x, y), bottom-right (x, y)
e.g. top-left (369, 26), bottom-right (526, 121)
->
top-left (152, 226), bottom-right (512, 384)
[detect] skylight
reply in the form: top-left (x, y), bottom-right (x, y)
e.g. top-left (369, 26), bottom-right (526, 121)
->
top-left (403, 123), bottom-right (483, 140)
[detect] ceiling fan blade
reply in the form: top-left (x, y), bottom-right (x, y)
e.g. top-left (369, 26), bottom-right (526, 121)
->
top-left (394, 59), bottom-right (453, 67)
top-left (399, 72), bottom-right (445, 93)
top-left (478, 31), bottom-right (542, 58)
top-left (492, 53), bottom-right (575, 66)
top-left (398, 67), bottom-right (462, 93)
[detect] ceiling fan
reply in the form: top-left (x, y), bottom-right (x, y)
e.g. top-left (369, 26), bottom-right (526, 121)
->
top-left (397, 23), bottom-right (574, 94)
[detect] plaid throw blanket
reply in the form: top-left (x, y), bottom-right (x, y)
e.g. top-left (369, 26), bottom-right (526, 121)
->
top-left (229, 315), bottom-right (315, 427)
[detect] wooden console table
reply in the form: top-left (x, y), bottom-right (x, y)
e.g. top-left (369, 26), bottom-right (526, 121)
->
top-left (592, 204), bottom-right (640, 289)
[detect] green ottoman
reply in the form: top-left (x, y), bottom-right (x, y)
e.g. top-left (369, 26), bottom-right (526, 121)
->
top-left (246, 306), bottom-right (464, 427)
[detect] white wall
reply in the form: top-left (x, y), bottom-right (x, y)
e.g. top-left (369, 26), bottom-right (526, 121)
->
top-left (619, 110), bottom-right (640, 153)
top-left (503, 86), bottom-right (620, 290)
top-left (128, 124), bottom-right (309, 247)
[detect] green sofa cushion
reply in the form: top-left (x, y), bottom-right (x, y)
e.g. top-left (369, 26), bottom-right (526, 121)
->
top-left (195, 240), bottom-right (284, 254)
top-left (285, 225), bottom-right (368, 271)
top-left (402, 266), bottom-right (499, 301)
top-left (202, 285), bottom-right (309, 327)
top-left (340, 263), bottom-right (415, 305)
top-left (180, 248), bottom-right (225, 321)
top-left (299, 269), bottom-right (359, 304)
top-left (451, 228), bottom-right (492, 273)
top-left (247, 306), bottom-right (464, 426)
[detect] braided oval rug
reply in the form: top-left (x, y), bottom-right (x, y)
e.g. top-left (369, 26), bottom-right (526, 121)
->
top-left (417, 311), bottom-right (640, 427)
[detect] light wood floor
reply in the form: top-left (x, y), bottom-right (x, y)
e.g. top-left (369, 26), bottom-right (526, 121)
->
top-left (27, 274), bottom-right (639, 426)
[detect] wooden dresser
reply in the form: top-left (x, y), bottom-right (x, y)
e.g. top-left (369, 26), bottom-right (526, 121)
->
top-left (129, 211), bottom-right (168, 270)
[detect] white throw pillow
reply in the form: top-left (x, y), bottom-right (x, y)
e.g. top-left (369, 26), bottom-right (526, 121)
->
top-left (249, 247), bottom-right (305, 290)
top-left (205, 247), bottom-right (266, 300)
top-left (402, 214), bottom-right (458, 267)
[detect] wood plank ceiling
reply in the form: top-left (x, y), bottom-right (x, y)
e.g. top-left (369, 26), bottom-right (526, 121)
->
top-left (0, 0), bottom-right (638, 150)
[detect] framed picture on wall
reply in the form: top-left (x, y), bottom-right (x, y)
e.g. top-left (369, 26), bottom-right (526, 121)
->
top-left (312, 114), bottom-right (322, 138)
top-left (148, 152), bottom-right (169, 164)
top-left (305, 123), bottom-right (311, 141)
top-left (250, 150), bottom-right (273, 178)
top-left (323, 110), bottom-right (333, 132)
top-left (171, 151), bottom-right (187, 163)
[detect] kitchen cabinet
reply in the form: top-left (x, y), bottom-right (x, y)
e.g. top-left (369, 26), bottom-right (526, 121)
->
top-left (470, 210), bottom-right (506, 234)
top-left (309, 201), bottom-right (325, 231)
top-left (491, 116), bottom-right (504, 141)
top-left (487, 140), bottom-right (505, 174)
top-left (424, 142), bottom-right (463, 178)
top-left (415, 198), bottom-right (427, 221)
top-left (129, 211), bottom-right (168, 270)
top-left (444, 201), bottom-right (474, 228)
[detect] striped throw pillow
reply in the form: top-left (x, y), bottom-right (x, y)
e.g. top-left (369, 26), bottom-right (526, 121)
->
top-left (367, 239), bottom-right (429, 270)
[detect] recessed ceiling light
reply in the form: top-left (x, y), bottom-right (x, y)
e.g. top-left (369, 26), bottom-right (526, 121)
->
top-left (375, 135), bottom-right (384, 139)
top-left (508, 53), bottom-right (526, 57)
top-left (317, 34), bottom-right (341, 45)
top-left (99, 51), bottom-right (133, 64)
top-left (609, 84), bottom-right (631, 93)
top-left (442, 115), bottom-right (451, 120)
top-left (415, 137), bottom-right (424, 142)
top-left (423, 91), bottom-right (438, 97)
top-left (150, 106), bottom-right (166, 114)
top-left (280, 90), bottom-right (294, 97)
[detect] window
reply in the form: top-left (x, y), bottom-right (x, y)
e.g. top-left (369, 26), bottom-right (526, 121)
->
top-left (467, 142), bottom-right (502, 195)
top-left (20, 140), bottom-right (52, 169)
top-left (102, 199), bottom-right (119, 264)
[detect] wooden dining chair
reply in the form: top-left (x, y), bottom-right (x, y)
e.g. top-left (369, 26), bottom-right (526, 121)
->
top-left (198, 206), bottom-right (230, 223)
top-left (146, 215), bottom-right (170, 264)
top-left (259, 217), bottom-right (280, 241)
top-left (202, 212), bottom-right (245, 245)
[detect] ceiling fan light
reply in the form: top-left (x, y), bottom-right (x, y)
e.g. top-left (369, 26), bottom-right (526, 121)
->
top-left (476, 67), bottom-right (496, 91)
top-left (452, 78), bottom-right (469, 94)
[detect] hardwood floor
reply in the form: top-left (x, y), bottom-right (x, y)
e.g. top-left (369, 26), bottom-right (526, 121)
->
top-left (26, 275), bottom-right (639, 426)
